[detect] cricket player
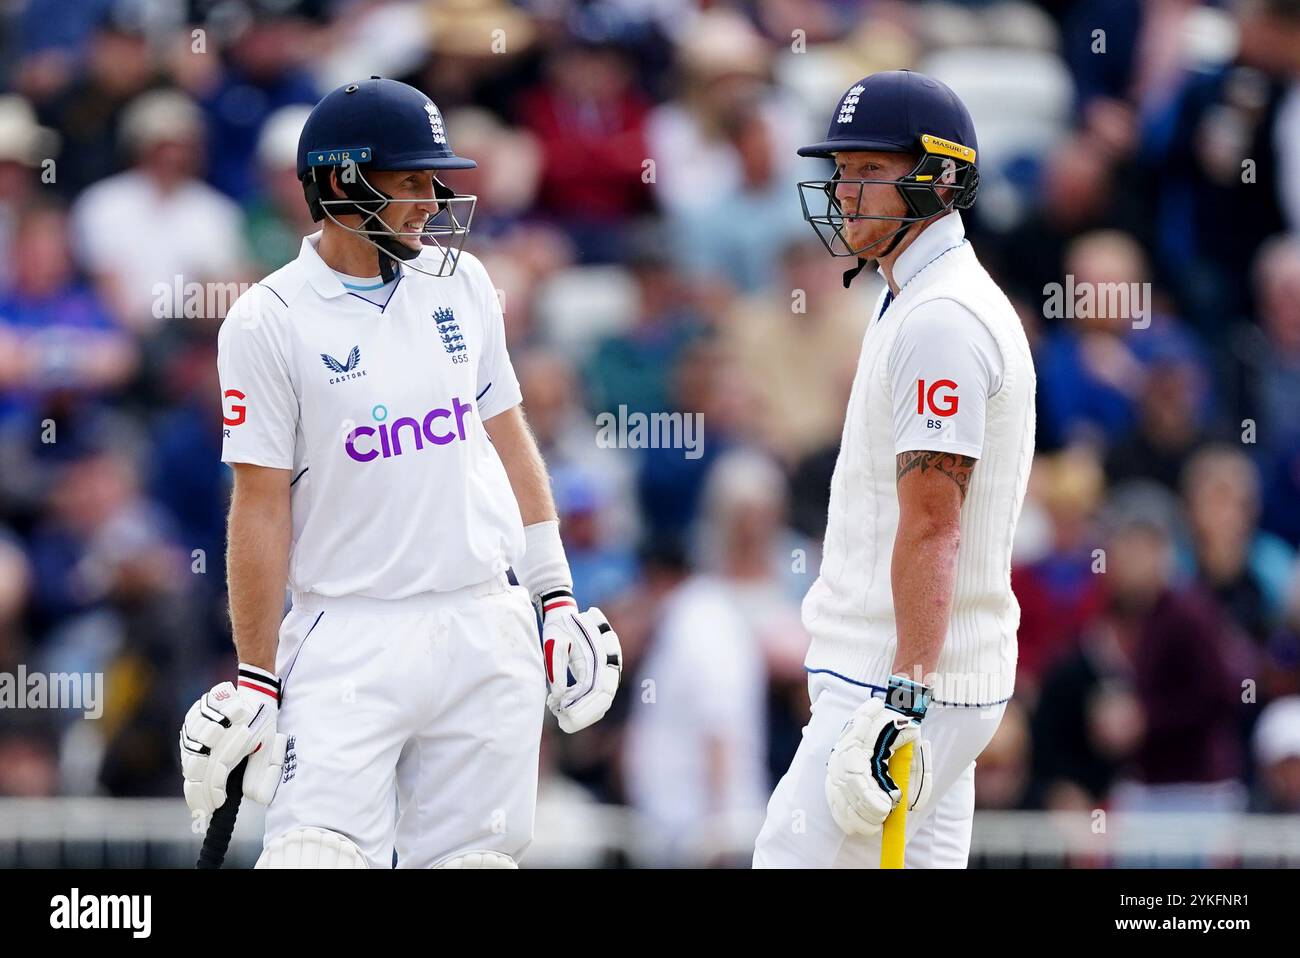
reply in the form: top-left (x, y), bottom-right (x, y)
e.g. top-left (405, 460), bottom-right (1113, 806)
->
top-left (178, 78), bottom-right (622, 869)
top-left (753, 71), bottom-right (1036, 867)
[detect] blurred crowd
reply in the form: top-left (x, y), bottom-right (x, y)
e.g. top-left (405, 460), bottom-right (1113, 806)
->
top-left (1, 0), bottom-right (1299, 866)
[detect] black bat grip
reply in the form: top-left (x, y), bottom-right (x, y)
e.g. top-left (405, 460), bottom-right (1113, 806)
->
top-left (196, 757), bottom-right (248, 869)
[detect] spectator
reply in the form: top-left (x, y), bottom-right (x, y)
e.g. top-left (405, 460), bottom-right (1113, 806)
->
top-left (624, 450), bottom-right (794, 864)
top-left (1036, 230), bottom-right (1201, 447)
top-left (1030, 623), bottom-right (1139, 812)
top-left (1234, 235), bottom-right (1300, 461)
top-left (0, 531), bottom-right (31, 674)
top-left (0, 728), bottom-right (59, 797)
top-left (635, 336), bottom-right (751, 537)
top-left (1181, 444), bottom-right (1297, 645)
top-left (1102, 484), bottom-right (1254, 815)
top-left (0, 201), bottom-right (137, 423)
top-left (517, 37), bottom-right (653, 259)
top-left (583, 227), bottom-right (702, 418)
top-left (1031, 482), bottom-right (1254, 814)
top-left (721, 239), bottom-right (874, 465)
top-left (646, 9), bottom-right (805, 219)
top-left (1104, 353), bottom-right (1207, 492)
top-left (242, 104), bottom-right (315, 274)
top-left (1012, 446), bottom-right (1109, 704)
top-left (671, 93), bottom-right (806, 292)
top-left (147, 332), bottom-right (230, 655)
top-left (25, 439), bottom-right (189, 642)
top-left (989, 135), bottom-right (1139, 314)
top-left (518, 349), bottom-right (640, 548)
top-left (0, 94), bottom-right (58, 289)
top-left (38, 8), bottom-right (167, 199)
top-left (974, 700), bottom-right (1032, 811)
top-left (193, 8), bottom-right (319, 202)
top-left (551, 531), bottom-right (690, 806)
top-left (1260, 436), bottom-right (1300, 549)
top-left (1262, 570), bottom-right (1300, 705)
top-left (1139, 0), bottom-right (1300, 335)
top-left (441, 107), bottom-right (542, 239)
top-left (551, 464), bottom-right (638, 609)
top-left (1250, 696), bottom-right (1300, 812)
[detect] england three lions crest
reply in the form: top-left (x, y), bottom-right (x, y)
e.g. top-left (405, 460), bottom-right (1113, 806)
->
top-left (434, 307), bottom-right (466, 354)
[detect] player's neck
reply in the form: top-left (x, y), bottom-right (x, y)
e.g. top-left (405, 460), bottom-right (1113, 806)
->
top-left (875, 221), bottom-right (926, 295)
top-left (318, 224), bottom-right (385, 279)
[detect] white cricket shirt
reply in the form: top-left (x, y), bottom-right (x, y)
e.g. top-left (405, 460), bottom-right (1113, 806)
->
top-left (217, 233), bottom-right (525, 599)
top-left (802, 213), bottom-right (1037, 705)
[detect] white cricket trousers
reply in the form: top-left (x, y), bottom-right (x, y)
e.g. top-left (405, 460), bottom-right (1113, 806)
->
top-left (263, 574), bottom-right (546, 868)
top-left (753, 670), bottom-right (1007, 868)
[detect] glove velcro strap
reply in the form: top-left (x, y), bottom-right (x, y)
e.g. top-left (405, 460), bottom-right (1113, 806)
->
top-left (539, 588), bottom-right (577, 618)
top-left (238, 664), bottom-right (281, 703)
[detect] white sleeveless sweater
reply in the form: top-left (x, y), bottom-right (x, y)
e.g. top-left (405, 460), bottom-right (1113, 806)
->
top-left (802, 241), bottom-right (1036, 705)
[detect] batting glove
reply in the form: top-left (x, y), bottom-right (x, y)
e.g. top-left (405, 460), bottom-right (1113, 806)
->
top-left (538, 589), bottom-right (623, 734)
top-left (179, 665), bottom-right (287, 816)
top-left (825, 674), bottom-right (933, 838)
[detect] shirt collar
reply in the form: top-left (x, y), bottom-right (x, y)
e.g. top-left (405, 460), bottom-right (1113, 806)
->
top-left (299, 231), bottom-right (350, 300)
top-left (879, 211), bottom-right (966, 293)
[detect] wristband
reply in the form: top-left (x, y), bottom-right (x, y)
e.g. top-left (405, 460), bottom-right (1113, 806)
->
top-left (538, 587), bottom-right (578, 619)
top-left (237, 663), bottom-right (281, 704)
top-left (513, 519), bottom-right (573, 601)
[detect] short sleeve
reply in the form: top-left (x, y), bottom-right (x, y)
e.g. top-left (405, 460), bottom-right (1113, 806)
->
top-left (217, 288), bottom-right (297, 469)
top-left (887, 298), bottom-right (1004, 459)
top-left (470, 261), bottom-right (523, 422)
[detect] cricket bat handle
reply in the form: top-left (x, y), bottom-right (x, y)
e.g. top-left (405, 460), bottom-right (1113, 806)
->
top-left (880, 741), bottom-right (913, 869)
top-left (196, 757), bottom-right (247, 869)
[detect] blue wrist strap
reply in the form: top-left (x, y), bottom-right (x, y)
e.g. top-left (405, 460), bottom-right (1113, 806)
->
top-left (886, 674), bottom-right (931, 721)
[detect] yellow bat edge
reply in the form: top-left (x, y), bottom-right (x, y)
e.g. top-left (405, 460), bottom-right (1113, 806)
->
top-left (880, 741), bottom-right (913, 869)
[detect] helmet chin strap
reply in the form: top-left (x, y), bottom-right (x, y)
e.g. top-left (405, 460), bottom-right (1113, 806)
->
top-left (372, 235), bottom-right (417, 283)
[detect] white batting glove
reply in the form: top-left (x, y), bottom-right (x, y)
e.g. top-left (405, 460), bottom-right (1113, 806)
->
top-left (538, 590), bottom-right (623, 734)
top-left (179, 665), bottom-right (287, 816)
top-left (825, 675), bottom-right (934, 838)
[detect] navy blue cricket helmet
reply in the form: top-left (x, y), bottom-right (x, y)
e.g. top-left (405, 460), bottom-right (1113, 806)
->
top-left (797, 70), bottom-right (980, 279)
top-left (298, 77), bottom-right (477, 279)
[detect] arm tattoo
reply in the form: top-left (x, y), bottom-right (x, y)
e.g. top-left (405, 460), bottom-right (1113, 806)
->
top-left (896, 451), bottom-right (977, 501)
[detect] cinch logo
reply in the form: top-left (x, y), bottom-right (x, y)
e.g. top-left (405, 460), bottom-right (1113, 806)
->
top-left (223, 389), bottom-right (247, 426)
top-left (917, 378), bottom-right (959, 418)
top-left (344, 397), bottom-right (473, 462)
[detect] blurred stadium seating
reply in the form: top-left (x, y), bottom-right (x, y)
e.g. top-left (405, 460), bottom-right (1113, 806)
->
top-left (1, 0), bottom-right (1299, 867)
